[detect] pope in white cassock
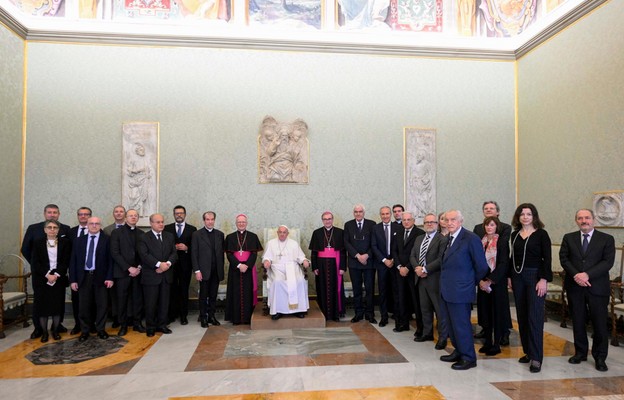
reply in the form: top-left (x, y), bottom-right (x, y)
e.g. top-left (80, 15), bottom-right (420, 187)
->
top-left (262, 225), bottom-right (310, 320)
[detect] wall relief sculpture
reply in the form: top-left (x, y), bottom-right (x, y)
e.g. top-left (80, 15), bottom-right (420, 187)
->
top-left (593, 191), bottom-right (624, 228)
top-left (405, 127), bottom-right (436, 225)
top-left (121, 122), bottom-right (159, 226)
top-left (258, 116), bottom-right (309, 184)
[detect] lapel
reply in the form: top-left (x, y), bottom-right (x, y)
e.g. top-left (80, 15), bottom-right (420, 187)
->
top-left (445, 229), bottom-right (463, 259)
top-left (200, 228), bottom-right (213, 247)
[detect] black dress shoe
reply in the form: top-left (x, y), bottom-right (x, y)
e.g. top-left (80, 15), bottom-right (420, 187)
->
top-left (414, 335), bottom-right (434, 342)
top-left (271, 313), bottom-right (282, 320)
top-left (209, 316), bottom-right (221, 326)
top-left (30, 328), bottom-right (43, 339)
top-left (159, 327), bottom-right (172, 334)
top-left (78, 333), bottom-right (90, 342)
top-left (568, 354), bottom-right (587, 364)
top-left (200, 319), bottom-right (209, 328)
top-left (379, 318), bottom-right (388, 327)
top-left (117, 326), bottom-right (128, 336)
top-left (518, 355), bottom-right (530, 363)
top-left (40, 332), bottom-right (49, 343)
top-left (595, 359), bottom-right (608, 372)
top-left (296, 313), bottom-right (305, 319)
top-left (351, 315), bottom-right (363, 323)
top-left (52, 331), bottom-right (61, 341)
top-left (473, 329), bottom-right (485, 339)
top-left (366, 316), bottom-right (377, 324)
top-left (89, 326), bottom-right (97, 334)
top-left (485, 347), bottom-right (501, 356)
top-left (499, 332), bottom-right (510, 346)
top-left (478, 345), bottom-right (491, 354)
top-left (180, 316), bottom-right (188, 325)
top-left (529, 361), bottom-right (541, 373)
top-left (56, 324), bottom-right (68, 333)
top-left (146, 329), bottom-right (155, 337)
top-left (440, 351), bottom-right (461, 362)
top-left (112, 319), bottom-right (120, 329)
top-left (452, 360), bottom-right (477, 370)
top-left (70, 326), bottom-right (81, 335)
top-left (133, 324), bottom-right (146, 333)
top-left (392, 325), bottom-right (409, 332)
top-left (98, 331), bottom-right (109, 339)
top-left (435, 340), bottom-right (447, 350)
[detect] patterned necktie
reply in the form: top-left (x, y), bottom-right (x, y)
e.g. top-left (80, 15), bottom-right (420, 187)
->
top-left (357, 221), bottom-right (362, 232)
top-left (177, 223), bottom-right (183, 238)
top-left (86, 235), bottom-right (95, 270)
top-left (582, 233), bottom-right (589, 254)
top-left (419, 235), bottom-right (430, 266)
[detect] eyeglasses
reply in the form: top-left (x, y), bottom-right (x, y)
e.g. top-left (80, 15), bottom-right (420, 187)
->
top-left (78, 213), bottom-right (91, 217)
top-left (322, 218), bottom-right (333, 221)
top-left (424, 221), bottom-right (438, 224)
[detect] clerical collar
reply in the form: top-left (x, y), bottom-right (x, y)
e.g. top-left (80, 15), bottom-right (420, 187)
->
top-left (325, 227), bottom-right (333, 231)
top-left (205, 227), bottom-right (213, 232)
top-left (238, 230), bottom-right (246, 234)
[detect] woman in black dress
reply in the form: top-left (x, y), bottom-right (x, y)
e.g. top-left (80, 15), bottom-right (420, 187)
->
top-left (31, 220), bottom-right (72, 342)
top-left (510, 203), bottom-right (552, 373)
top-left (477, 216), bottom-right (510, 356)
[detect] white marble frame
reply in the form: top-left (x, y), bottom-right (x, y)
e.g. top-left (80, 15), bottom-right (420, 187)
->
top-left (404, 127), bottom-right (436, 225)
top-left (121, 121), bottom-right (159, 227)
top-left (593, 190), bottom-right (624, 228)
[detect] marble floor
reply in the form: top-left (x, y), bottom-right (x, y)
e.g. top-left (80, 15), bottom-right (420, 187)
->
top-left (1, 307), bottom-right (624, 400)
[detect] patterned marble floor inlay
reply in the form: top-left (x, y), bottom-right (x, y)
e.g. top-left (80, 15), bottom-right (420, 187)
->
top-left (493, 376), bottom-right (624, 400)
top-left (26, 336), bottom-right (128, 365)
top-left (170, 385), bottom-right (445, 399)
top-left (186, 320), bottom-right (407, 371)
top-left (223, 328), bottom-right (367, 357)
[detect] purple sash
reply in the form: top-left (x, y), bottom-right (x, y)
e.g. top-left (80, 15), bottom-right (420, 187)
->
top-left (317, 248), bottom-right (342, 311)
top-left (234, 251), bottom-right (257, 306)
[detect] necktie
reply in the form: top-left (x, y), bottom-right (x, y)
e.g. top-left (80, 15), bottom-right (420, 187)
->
top-left (384, 224), bottom-right (390, 256)
top-left (357, 221), bottom-right (362, 231)
top-left (443, 235), bottom-right (453, 259)
top-left (157, 233), bottom-right (162, 242)
top-left (116, 224), bottom-right (122, 229)
top-left (86, 235), bottom-right (95, 270)
top-left (177, 223), bottom-right (183, 238)
top-left (80, 227), bottom-right (86, 237)
top-left (419, 235), bottom-right (430, 266)
top-left (582, 233), bottom-right (589, 254)
top-left (404, 230), bottom-right (410, 241)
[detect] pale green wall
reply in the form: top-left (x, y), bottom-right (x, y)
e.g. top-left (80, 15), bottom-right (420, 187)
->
top-left (23, 44), bottom-right (516, 250)
top-left (517, 0), bottom-right (624, 245)
top-left (0, 23), bottom-right (23, 265)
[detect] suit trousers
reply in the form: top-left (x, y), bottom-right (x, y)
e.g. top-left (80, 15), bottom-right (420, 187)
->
top-left (476, 283), bottom-right (508, 348)
top-left (512, 268), bottom-right (545, 363)
top-left (199, 277), bottom-right (220, 318)
top-left (170, 261), bottom-right (192, 320)
top-left (376, 265), bottom-right (393, 319)
top-left (78, 273), bottom-right (109, 333)
top-left (439, 295), bottom-right (476, 362)
top-left (349, 266), bottom-right (375, 317)
top-left (143, 281), bottom-right (170, 330)
top-left (567, 285), bottom-right (610, 360)
top-left (116, 275), bottom-right (144, 327)
top-left (418, 279), bottom-right (447, 339)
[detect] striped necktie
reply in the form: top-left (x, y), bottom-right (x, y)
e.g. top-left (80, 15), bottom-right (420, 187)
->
top-left (419, 234), bottom-right (430, 266)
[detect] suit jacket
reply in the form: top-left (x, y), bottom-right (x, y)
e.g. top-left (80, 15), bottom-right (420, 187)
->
top-left (21, 221), bottom-right (71, 264)
top-left (164, 222), bottom-right (197, 273)
top-left (440, 227), bottom-right (489, 303)
top-left (191, 228), bottom-right (225, 281)
top-left (69, 225), bottom-right (92, 243)
top-left (103, 223), bottom-right (125, 236)
top-left (559, 229), bottom-right (615, 297)
top-left (343, 218), bottom-right (376, 269)
top-left (473, 222), bottom-right (512, 244)
top-left (31, 237), bottom-right (72, 289)
top-left (392, 225), bottom-right (425, 269)
top-left (69, 233), bottom-right (113, 286)
top-left (480, 235), bottom-right (510, 285)
top-left (110, 224), bottom-right (144, 279)
top-left (138, 230), bottom-right (178, 286)
top-left (409, 231), bottom-right (448, 281)
top-left (371, 222), bottom-right (399, 269)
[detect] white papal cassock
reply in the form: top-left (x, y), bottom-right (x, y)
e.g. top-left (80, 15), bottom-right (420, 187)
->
top-left (262, 237), bottom-right (309, 315)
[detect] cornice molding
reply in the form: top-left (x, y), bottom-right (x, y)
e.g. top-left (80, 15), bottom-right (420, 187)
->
top-left (0, 0), bottom-right (608, 61)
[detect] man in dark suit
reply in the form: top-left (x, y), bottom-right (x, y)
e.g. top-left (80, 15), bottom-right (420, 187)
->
top-left (472, 200), bottom-right (512, 344)
top-left (164, 205), bottom-right (197, 325)
top-left (69, 216), bottom-right (114, 342)
top-left (391, 211), bottom-right (425, 333)
top-left (68, 207), bottom-right (93, 334)
top-left (343, 204), bottom-right (377, 323)
top-left (138, 213), bottom-right (178, 337)
top-left (560, 209), bottom-right (615, 372)
top-left (21, 203), bottom-right (71, 338)
top-left (439, 210), bottom-right (488, 370)
top-left (111, 209), bottom-right (145, 336)
top-left (371, 206), bottom-right (398, 327)
top-left (410, 213), bottom-right (448, 349)
top-left (191, 211), bottom-right (225, 327)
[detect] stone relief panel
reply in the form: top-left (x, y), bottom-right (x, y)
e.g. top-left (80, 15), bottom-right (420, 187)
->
top-left (405, 127), bottom-right (436, 225)
top-left (258, 116), bottom-right (309, 184)
top-left (593, 191), bottom-right (624, 228)
top-left (121, 122), bottom-right (159, 226)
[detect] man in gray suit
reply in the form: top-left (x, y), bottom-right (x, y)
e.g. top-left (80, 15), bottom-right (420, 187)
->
top-left (138, 213), bottom-right (178, 337)
top-left (191, 211), bottom-right (225, 328)
top-left (410, 213), bottom-right (448, 349)
top-left (103, 205), bottom-right (127, 236)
